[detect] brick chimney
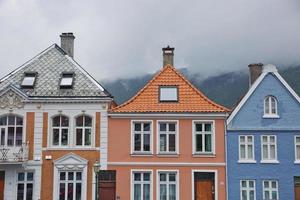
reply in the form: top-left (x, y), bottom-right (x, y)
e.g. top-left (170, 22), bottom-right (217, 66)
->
top-left (162, 46), bottom-right (174, 67)
top-left (248, 63), bottom-right (263, 86)
top-left (60, 33), bottom-right (75, 58)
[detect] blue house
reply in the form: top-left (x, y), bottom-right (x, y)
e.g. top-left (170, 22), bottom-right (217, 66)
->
top-left (227, 64), bottom-right (300, 200)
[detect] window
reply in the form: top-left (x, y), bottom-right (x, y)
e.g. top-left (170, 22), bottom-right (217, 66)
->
top-left (158, 122), bottom-right (178, 154)
top-left (239, 136), bottom-right (255, 161)
top-left (132, 171), bottom-right (152, 200)
top-left (132, 121), bottom-right (152, 153)
top-left (240, 180), bottom-right (256, 200)
top-left (75, 115), bottom-right (92, 146)
top-left (262, 180), bottom-right (278, 200)
top-left (158, 171), bottom-right (178, 200)
top-left (261, 135), bottom-right (277, 162)
top-left (21, 72), bottom-right (37, 88)
top-left (159, 86), bottom-right (178, 102)
top-left (193, 122), bottom-right (214, 154)
top-left (60, 72), bottom-right (74, 88)
top-left (295, 136), bottom-right (300, 162)
top-left (0, 115), bottom-right (23, 146)
top-left (264, 96), bottom-right (278, 117)
top-left (17, 172), bottom-right (34, 200)
top-left (59, 171), bottom-right (82, 200)
top-left (52, 115), bottom-right (69, 146)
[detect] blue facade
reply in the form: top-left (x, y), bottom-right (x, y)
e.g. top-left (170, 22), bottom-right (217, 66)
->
top-left (227, 71), bottom-right (300, 200)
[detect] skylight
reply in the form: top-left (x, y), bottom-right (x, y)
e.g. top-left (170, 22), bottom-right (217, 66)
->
top-left (21, 72), bottom-right (37, 88)
top-left (60, 73), bottom-right (74, 88)
top-left (159, 86), bottom-right (178, 102)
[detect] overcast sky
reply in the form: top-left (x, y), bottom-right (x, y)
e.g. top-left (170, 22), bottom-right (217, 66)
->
top-left (0, 0), bottom-right (300, 80)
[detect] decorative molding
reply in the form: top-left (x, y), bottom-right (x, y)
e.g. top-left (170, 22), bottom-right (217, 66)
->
top-left (0, 89), bottom-right (25, 109)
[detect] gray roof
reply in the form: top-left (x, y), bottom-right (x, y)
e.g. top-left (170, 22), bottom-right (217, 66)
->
top-left (0, 44), bottom-right (111, 99)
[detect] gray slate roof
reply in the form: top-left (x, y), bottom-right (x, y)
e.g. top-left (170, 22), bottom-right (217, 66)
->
top-left (0, 44), bottom-right (111, 98)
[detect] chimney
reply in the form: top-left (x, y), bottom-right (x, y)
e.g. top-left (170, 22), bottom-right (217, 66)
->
top-left (60, 33), bottom-right (75, 58)
top-left (162, 46), bottom-right (174, 67)
top-left (248, 63), bottom-right (263, 86)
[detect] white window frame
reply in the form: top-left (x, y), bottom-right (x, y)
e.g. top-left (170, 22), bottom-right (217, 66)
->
top-left (74, 114), bottom-right (93, 147)
top-left (262, 180), bottom-right (279, 200)
top-left (192, 120), bottom-right (215, 155)
top-left (295, 135), bottom-right (300, 163)
top-left (16, 171), bottom-right (34, 200)
top-left (50, 115), bottom-right (70, 147)
top-left (131, 120), bottom-right (153, 155)
top-left (157, 170), bottom-right (179, 200)
top-left (240, 180), bottom-right (256, 200)
top-left (261, 135), bottom-right (278, 163)
top-left (159, 86), bottom-right (178, 102)
top-left (0, 114), bottom-right (24, 147)
top-left (263, 96), bottom-right (279, 118)
top-left (238, 135), bottom-right (255, 163)
top-left (58, 171), bottom-right (83, 200)
top-left (157, 120), bottom-right (179, 155)
top-left (131, 169), bottom-right (153, 200)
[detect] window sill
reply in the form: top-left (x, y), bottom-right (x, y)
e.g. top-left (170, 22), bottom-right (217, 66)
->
top-left (44, 147), bottom-right (99, 151)
top-left (238, 160), bottom-right (257, 164)
top-left (263, 114), bottom-right (280, 119)
top-left (294, 160), bottom-right (300, 164)
top-left (157, 153), bottom-right (179, 157)
top-left (260, 160), bottom-right (279, 164)
top-left (193, 153), bottom-right (215, 158)
top-left (131, 153), bottom-right (153, 157)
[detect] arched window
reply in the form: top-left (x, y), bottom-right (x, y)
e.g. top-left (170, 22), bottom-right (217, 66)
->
top-left (0, 114), bottom-right (23, 146)
top-left (52, 115), bottom-right (69, 146)
top-left (264, 96), bottom-right (278, 116)
top-left (75, 115), bottom-right (92, 146)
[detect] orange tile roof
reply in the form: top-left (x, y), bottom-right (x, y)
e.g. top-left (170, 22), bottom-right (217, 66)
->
top-left (110, 65), bottom-right (229, 113)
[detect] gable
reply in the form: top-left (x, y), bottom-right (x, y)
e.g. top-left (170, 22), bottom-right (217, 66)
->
top-left (0, 86), bottom-right (27, 109)
top-left (110, 65), bottom-right (229, 113)
top-left (228, 73), bottom-right (300, 130)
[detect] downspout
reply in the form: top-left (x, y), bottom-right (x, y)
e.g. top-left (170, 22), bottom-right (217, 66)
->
top-left (225, 113), bottom-right (229, 200)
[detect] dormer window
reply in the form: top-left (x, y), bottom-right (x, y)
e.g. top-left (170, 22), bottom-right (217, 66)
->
top-left (60, 72), bottom-right (74, 89)
top-left (159, 86), bottom-right (178, 102)
top-left (21, 72), bottom-right (37, 88)
top-left (264, 96), bottom-right (278, 118)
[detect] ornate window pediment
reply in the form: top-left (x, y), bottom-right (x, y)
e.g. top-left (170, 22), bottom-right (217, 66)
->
top-left (0, 87), bottom-right (27, 109)
top-left (54, 153), bottom-right (88, 170)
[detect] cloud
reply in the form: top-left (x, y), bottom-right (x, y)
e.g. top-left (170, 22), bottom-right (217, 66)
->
top-left (0, 0), bottom-right (300, 80)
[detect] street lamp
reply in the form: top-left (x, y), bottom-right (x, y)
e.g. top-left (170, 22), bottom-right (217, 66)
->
top-left (93, 161), bottom-right (101, 200)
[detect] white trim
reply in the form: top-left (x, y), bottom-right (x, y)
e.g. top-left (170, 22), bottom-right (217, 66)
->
top-left (260, 135), bottom-right (278, 162)
top-left (109, 113), bottom-right (227, 118)
top-left (74, 114), bottom-right (94, 147)
top-left (130, 120), bottom-right (153, 155)
top-left (192, 169), bottom-right (218, 200)
top-left (192, 120), bottom-right (215, 155)
top-left (263, 96), bottom-right (278, 117)
top-left (156, 120), bottom-right (179, 155)
top-left (295, 135), bottom-right (300, 163)
top-left (130, 169), bottom-right (153, 200)
top-left (156, 170), bottom-right (179, 200)
top-left (108, 162), bottom-right (226, 167)
top-left (238, 135), bottom-right (255, 162)
top-left (240, 180), bottom-right (256, 200)
top-left (262, 180), bottom-right (279, 200)
top-left (15, 171), bottom-right (35, 200)
top-left (227, 65), bottom-right (300, 125)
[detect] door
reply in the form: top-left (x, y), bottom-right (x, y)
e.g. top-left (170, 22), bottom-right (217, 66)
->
top-left (0, 171), bottom-right (5, 200)
top-left (195, 180), bottom-right (214, 200)
top-left (295, 185), bottom-right (300, 200)
top-left (98, 170), bottom-right (116, 200)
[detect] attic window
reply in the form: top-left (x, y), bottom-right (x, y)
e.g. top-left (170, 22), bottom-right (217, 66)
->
top-left (21, 72), bottom-right (37, 88)
top-left (60, 72), bottom-right (74, 89)
top-left (159, 86), bottom-right (178, 102)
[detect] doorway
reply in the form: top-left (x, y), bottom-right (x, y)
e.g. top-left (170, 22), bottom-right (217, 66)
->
top-left (98, 170), bottom-right (116, 200)
top-left (0, 171), bottom-right (5, 200)
top-left (193, 171), bottom-right (215, 200)
top-left (295, 177), bottom-right (300, 200)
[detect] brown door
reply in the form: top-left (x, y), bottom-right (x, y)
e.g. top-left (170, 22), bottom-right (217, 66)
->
top-left (0, 171), bottom-right (4, 200)
top-left (295, 185), bottom-right (300, 200)
top-left (195, 180), bottom-right (214, 200)
top-left (99, 182), bottom-right (116, 200)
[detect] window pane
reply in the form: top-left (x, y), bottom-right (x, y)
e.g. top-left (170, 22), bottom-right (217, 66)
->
top-left (76, 183), bottom-right (81, 200)
top-left (205, 134), bottom-right (212, 152)
top-left (270, 136), bottom-right (275, 143)
top-left (169, 184), bottom-right (176, 200)
top-left (248, 145), bottom-right (253, 159)
top-left (249, 181), bottom-right (254, 188)
top-left (247, 136), bottom-right (253, 143)
top-left (160, 123), bottom-right (166, 132)
top-left (160, 134), bottom-right (167, 151)
top-left (169, 123), bottom-right (175, 132)
top-left (61, 129), bottom-right (68, 146)
top-left (16, 127), bottom-right (23, 146)
top-left (17, 184), bottom-right (24, 200)
top-left (53, 129), bottom-right (59, 145)
top-left (60, 172), bottom-right (66, 180)
top-left (160, 184), bottom-right (167, 200)
top-left (264, 181), bottom-right (269, 188)
top-left (143, 134), bottom-right (150, 151)
top-left (271, 181), bottom-right (276, 188)
top-left (61, 116), bottom-right (69, 127)
top-left (0, 128), bottom-right (5, 145)
top-left (143, 184), bottom-right (150, 200)
top-left (265, 98), bottom-right (270, 114)
top-left (134, 134), bottom-right (141, 151)
top-left (61, 77), bottom-right (73, 86)
top-left (240, 145), bottom-right (246, 159)
top-left (160, 87), bottom-right (178, 101)
top-left (264, 191), bottom-right (270, 199)
top-left (59, 183), bottom-right (66, 200)
top-left (263, 145), bottom-right (268, 159)
top-left (270, 145), bottom-right (276, 159)
top-left (7, 127), bottom-right (14, 146)
top-left (143, 173), bottom-right (150, 181)
top-left (134, 173), bottom-right (141, 181)
top-left (76, 116), bottom-right (83, 127)
top-left (67, 183), bottom-right (73, 200)
top-left (76, 172), bottom-right (82, 181)
top-left (8, 115), bottom-right (15, 125)
top-left (27, 172), bottom-right (33, 181)
top-left (134, 184), bottom-right (141, 200)
top-left (84, 116), bottom-right (92, 127)
top-left (169, 134), bottom-right (176, 152)
top-left (22, 76), bottom-right (35, 86)
top-left (296, 137), bottom-right (300, 143)
top-left (205, 123), bottom-right (212, 131)
top-left (196, 134), bottom-right (203, 152)
top-left (241, 181), bottom-right (246, 187)
top-left (240, 136), bottom-right (245, 143)
top-left (195, 124), bottom-right (202, 132)
top-left (262, 136), bottom-right (268, 143)
top-left (0, 116), bottom-right (7, 125)
top-left (160, 173), bottom-right (166, 181)
top-left (68, 172), bottom-right (74, 180)
top-left (143, 123), bottom-right (150, 131)
top-left (297, 146), bottom-right (300, 160)
top-left (53, 116), bottom-right (60, 127)
top-left (26, 183), bottom-right (33, 200)
top-left (169, 173), bottom-right (176, 182)
top-left (18, 173), bottom-right (25, 181)
top-left (134, 123), bottom-right (141, 131)
top-left (241, 190), bottom-right (247, 200)
top-left (16, 117), bottom-right (23, 125)
top-left (249, 190), bottom-right (255, 200)
top-left (76, 129), bottom-right (83, 145)
top-left (84, 129), bottom-right (91, 146)
top-left (272, 191), bottom-right (277, 199)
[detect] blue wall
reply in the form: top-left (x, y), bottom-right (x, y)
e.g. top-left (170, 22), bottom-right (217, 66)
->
top-left (227, 73), bottom-right (300, 200)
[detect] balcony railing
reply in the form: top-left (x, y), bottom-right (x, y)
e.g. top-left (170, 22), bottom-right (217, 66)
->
top-left (0, 142), bottom-right (29, 163)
